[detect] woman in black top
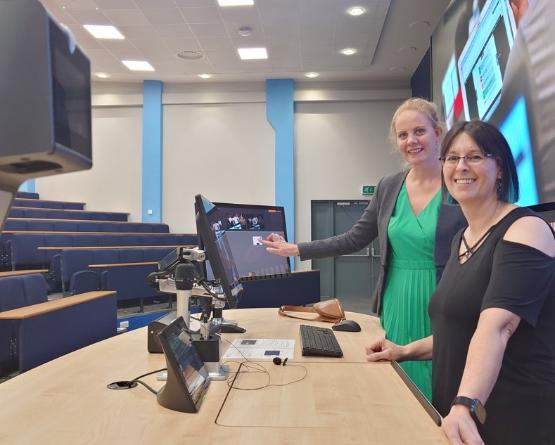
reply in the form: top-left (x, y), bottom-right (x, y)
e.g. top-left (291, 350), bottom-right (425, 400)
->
top-left (366, 120), bottom-right (555, 445)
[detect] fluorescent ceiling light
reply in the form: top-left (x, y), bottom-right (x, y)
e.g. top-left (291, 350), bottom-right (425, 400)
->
top-left (340, 47), bottom-right (358, 56)
top-left (95, 72), bottom-right (110, 79)
top-left (198, 74), bottom-right (213, 79)
top-left (237, 47), bottom-right (268, 60)
top-left (305, 72), bottom-right (319, 78)
top-left (347, 6), bottom-right (367, 16)
top-left (217, 0), bottom-right (254, 6)
top-left (83, 25), bottom-right (124, 40)
top-left (122, 60), bottom-right (155, 71)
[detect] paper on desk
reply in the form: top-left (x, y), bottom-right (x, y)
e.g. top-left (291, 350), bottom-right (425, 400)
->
top-left (222, 339), bottom-right (295, 360)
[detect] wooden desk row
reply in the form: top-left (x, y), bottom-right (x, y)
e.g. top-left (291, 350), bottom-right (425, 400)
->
top-left (0, 308), bottom-right (447, 444)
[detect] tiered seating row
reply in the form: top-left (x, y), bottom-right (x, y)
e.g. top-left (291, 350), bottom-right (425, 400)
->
top-left (59, 248), bottom-right (174, 294)
top-left (0, 274), bottom-right (116, 376)
top-left (4, 233), bottom-right (197, 269)
top-left (12, 199), bottom-right (84, 210)
top-left (9, 207), bottom-right (129, 221)
top-left (4, 219), bottom-right (169, 233)
top-left (15, 192), bottom-right (39, 199)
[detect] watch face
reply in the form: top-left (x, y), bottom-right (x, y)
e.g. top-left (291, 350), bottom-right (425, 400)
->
top-left (473, 400), bottom-right (487, 424)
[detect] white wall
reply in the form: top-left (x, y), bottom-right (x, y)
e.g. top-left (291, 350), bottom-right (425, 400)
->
top-left (34, 82), bottom-right (408, 246)
top-left (295, 99), bottom-right (405, 270)
top-left (163, 102), bottom-right (275, 233)
top-left (36, 106), bottom-right (143, 221)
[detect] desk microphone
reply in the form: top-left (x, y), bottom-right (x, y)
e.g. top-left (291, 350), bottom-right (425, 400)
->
top-left (273, 357), bottom-right (288, 366)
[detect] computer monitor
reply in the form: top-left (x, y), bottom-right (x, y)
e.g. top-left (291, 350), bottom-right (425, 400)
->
top-left (0, 0), bottom-right (92, 227)
top-left (457, 0), bottom-right (517, 121)
top-left (156, 316), bottom-right (210, 413)
top-left (195, 194), bottom-right (244, 308)
top-left (206, 201), bottom-right (290, 280)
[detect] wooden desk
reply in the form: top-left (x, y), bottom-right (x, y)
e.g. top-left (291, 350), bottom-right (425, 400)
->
top-left (0, 269), bottom-right (47, 278)
top-left (0, 308), bottom-right (447, 445)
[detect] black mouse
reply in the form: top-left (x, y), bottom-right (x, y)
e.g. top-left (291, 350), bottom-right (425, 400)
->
top-left (332, 319), bottom-right (361, 332)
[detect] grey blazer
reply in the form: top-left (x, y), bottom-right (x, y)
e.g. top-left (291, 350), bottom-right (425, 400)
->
top-left (298, 170), bottom-right (466, 315)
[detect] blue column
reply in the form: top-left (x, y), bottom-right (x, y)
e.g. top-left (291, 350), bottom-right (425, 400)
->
top-left (142, 80), bottom-right (163, 222)
top-left (18, 179), bottom-right (36, 193)
top-left (266, 79), bottom-right (295, 267)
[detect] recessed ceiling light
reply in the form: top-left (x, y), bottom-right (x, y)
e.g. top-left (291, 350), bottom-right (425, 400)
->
top-left (305, 72), bottom-right (319, 78)
top-left (176, 50), bottom-right (204, 60)
top-left (347, 6), bottom-right (367, 16)
top-left (95, 72), bottom-right (110, 79)
top-left (83, 25), bottom-right (124, 40)
top-left (237, 26), bottom-right (253, 37)
top-left (122, 60), bottom-right (155, 71)
top-left (198, 74), bottom-right (212, 79)
top-left (340, 48), bottom-right (358, 56)
top-left (237, 47), bottom-right (268, 60)
top-left (218, 0), bottom-right (254, 6)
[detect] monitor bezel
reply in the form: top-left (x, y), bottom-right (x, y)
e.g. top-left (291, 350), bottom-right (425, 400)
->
top-left (195, 194), bottom-right (243, 308)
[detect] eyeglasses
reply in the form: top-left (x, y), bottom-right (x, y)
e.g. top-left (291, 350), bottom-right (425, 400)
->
top-left (439, 153), bottom-right (495, 166)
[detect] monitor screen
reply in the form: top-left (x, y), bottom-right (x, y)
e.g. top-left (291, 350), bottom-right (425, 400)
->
top-left (195, 194), bottom-right (243, 308)
top-left (157, 317), bottom-right (210, 413)
top-left (206, 202), bottom-right (290, 279)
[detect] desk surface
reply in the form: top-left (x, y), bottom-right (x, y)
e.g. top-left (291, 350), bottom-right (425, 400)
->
top-left (0, 308), bottom-right (447, 445)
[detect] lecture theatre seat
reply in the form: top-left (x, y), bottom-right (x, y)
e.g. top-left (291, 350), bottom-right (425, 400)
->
top-left (3, 233), bottom-right (198, 269)
top-left (15, 191), bottom-right (39, 200)
top-left (3, 219), bottom-right (169, 233)
top-left (8, 207), bottom-right (129, 221)
top-left (59, 248), bottom-right (174, 293)
top-left (0, 274), bottom-right (116, 376)
top-left (12, 198), bottom-right (84, 210)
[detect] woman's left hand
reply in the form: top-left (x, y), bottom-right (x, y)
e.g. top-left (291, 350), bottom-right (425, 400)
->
top-left (441, 405), bottom-right (484, 445)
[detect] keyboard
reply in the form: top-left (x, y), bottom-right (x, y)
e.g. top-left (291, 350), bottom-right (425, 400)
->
top-left (299, 325), bottom-right (344, 358)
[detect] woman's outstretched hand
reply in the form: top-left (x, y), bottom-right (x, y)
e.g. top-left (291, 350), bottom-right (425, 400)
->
top-left (260, 233), bottom-right (300, 257)
top-left (366, 338), bottom-right (407, 362)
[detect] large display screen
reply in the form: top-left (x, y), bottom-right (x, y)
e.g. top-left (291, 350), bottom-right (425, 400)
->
top-left (432, 0), bottom-right (555, 205)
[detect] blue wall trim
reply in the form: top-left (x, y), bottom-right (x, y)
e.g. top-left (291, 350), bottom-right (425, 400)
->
top-left (266, 79), bottom-right (295, 267)
top-left (142, 80), bottom-right (163, 223)
top-left (19, 179), bottom-right (36, 193)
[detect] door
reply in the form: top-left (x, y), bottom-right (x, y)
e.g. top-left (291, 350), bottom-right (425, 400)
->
top-left (311, 200), bottom-right (380, 301)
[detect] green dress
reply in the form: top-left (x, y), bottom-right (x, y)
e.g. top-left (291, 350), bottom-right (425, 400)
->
top-left (380, 182), bottom-right (441, 401)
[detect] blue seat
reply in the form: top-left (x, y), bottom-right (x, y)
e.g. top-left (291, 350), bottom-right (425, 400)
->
top-left (0, 274), bottom-right (48, 312)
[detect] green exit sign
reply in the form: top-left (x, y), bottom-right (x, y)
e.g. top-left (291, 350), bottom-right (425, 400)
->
top-left (361, 185), bottom-right (375, 196)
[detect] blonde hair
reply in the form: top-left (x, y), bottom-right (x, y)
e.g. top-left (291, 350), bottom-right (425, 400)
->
top-left (389, 98), bottom-right (444, 143)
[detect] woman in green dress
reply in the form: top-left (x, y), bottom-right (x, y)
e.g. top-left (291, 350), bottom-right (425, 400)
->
top-left (261, 98), bottom-right (466, 399)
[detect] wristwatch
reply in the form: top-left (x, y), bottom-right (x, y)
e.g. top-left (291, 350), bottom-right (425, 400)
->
top-left (451, 396), bottom-right (487, 424)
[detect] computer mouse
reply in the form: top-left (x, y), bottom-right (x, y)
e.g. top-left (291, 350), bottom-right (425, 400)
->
top-left (332, 319), bottom-right (361, 332)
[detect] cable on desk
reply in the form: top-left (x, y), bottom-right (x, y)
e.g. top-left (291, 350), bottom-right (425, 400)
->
top-left (107, 367), bottom-right (167, 396)
top-left (217, 334), bottom-right (308, 391)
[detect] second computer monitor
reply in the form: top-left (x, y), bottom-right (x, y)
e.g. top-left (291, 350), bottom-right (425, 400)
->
top-left (205, 201), bottom-right (290, 280)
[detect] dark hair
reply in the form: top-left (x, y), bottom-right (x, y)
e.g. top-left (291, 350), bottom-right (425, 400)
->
top-left (440, 120), bottom-right (519, 203)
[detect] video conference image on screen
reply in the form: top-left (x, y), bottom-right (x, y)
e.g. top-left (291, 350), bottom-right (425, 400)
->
top-left (205, 203), bottom-right (290, 281)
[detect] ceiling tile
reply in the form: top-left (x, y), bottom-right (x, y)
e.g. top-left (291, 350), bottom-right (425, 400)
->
top-left (174, 0), bottom-right (218, 6)
top-left (179, 7), bottom-right (222, 24)
top-left (102, 9), bottom-right (150, 27)
top-left (162, 37), bottom-right (201, 53)
top-left (67, 9), bottom-right (110, 25)
top-left (152, 24), bottom-right (195, 39)
top-left (134, 0), bottom-right (177, 8)
top-left (142, 8), bottom-right (185, 25)
top-left (64, 0), bottom-right (97, 10)
top-left (189, 23), bottom-right (229, 38)
top-left (93, 0), bottom-right (138, 9)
